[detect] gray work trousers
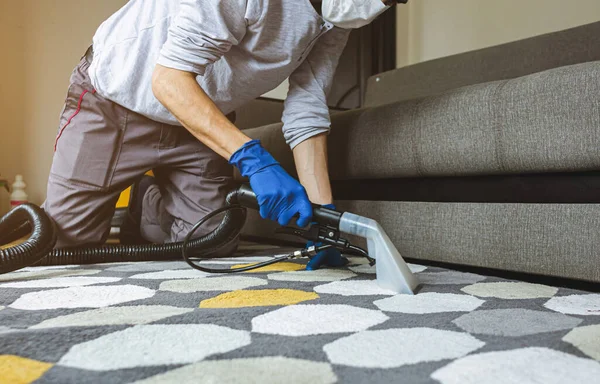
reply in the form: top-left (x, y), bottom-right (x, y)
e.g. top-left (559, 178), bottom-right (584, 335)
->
top-left (44, 51), bottom-right (237, 254)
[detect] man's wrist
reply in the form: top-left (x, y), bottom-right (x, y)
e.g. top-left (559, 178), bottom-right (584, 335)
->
top-left (229, 140), bottom-right (279, 178)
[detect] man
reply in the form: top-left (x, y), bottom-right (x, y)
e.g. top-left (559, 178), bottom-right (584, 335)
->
top-left (45, 0), bottom-right (397, 269)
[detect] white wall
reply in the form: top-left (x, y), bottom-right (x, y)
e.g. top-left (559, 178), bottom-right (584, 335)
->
top-left (0, 3), bottom-right (26, 213)
top-left (262, 80), bottom-right (289, 100)
top-left (0, 1), bottom-right (127, 212)
top-left (398, 0), bottom-right (600, 66)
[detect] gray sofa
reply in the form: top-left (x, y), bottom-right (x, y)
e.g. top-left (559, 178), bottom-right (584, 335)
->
top-left (235, 21), bottom-right (600, 283)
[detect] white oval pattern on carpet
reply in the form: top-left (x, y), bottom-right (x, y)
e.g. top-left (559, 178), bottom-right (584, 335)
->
top-left (461, 282), bottom-right (558, 299)
top-left (159, 276), bottom-right (268, 293)
top-left (324, 328), bottom-right (485, 368)
top-left (133, 357), bottom-right (337, 384)
top-left (129, 269), bottom-right (213, 280)
top-left (562, 325), bottom-right (600, 361)
top-left (267, 269), bottom-right (356, 282)
top-left (374, 292), bottom-right (485, 314)
top-left (431, 347), bottom-right (600, 384)
top-left (252, 304), bottom-right (389, 336)
top-left (544, 294), bottom-right (600, 316)
top-left (58, 324), bottom-right (251, 371)
top-left (314, 280), bottom-right (397, 296)
top-left (30, 306), bottom-right (194, 329)
top-left (9, 285), bottom-right (156, 310)
top-left (0, 276), bottom-right (121, 289)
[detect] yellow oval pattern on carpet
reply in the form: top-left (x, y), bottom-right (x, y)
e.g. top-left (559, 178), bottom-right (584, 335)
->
top-left (230, 262), bottom-right (304, 273)
top-left (0, 355), bottom-right (53, 384)
top-left (200, 289), bottom-right (319, 308)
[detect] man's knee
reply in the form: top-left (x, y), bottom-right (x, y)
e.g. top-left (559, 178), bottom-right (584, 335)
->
top-left (140, 184), bottom-right (171, 244)
top-left (44, 174), bottom-right (116, 248)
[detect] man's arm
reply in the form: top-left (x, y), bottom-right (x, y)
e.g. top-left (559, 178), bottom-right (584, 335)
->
top-left (151, 0), bottom-right (251, 158)
top-left (152, 65), bottom-right (250, 159)
top-left (293, 134), bottom-right (332, 205)
top-left (152, 1), bottom-right (314, 227)
top-left (153, 65), bottom-right (312, 227)
top-left (282, 27), bottom-right (351, 205)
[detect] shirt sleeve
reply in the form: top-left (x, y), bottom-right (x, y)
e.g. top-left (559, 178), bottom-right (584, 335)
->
top-left (157, 0), bottom-right (248, 75)
top-left (281, 27), bottom-right (351, 149)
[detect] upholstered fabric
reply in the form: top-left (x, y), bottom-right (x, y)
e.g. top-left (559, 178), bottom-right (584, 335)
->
top-left (365, 21), bottom-right (600, 107)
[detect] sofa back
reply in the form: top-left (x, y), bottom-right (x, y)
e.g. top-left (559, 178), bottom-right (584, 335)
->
top-left (365, 21), bottom-right (600, 107)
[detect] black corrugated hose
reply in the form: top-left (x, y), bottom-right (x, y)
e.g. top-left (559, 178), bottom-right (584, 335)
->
top-left (0, 188), bottom-right (251, 275)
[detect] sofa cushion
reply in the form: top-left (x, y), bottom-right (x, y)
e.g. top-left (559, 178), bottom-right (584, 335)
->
top-left (365, 21), bottom-right (600, 107)
top-left (234, 98), bottom-right (288, 130)
top-left (242, 61), bottom-right (600, 179)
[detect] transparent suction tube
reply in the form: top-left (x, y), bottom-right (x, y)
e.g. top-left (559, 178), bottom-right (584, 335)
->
top-left (339, 212), bottom-right (418, 294)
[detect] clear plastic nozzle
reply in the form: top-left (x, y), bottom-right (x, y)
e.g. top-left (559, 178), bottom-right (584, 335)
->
top-left (339, 212), bottom-right (419, 294)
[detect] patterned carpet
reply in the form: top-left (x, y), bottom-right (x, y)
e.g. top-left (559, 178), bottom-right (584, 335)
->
top-left (0, 242), bottom-right (599, 383)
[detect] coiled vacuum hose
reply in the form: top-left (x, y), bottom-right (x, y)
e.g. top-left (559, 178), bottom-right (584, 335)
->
top-left (0, 188), bottom-right (248, 275)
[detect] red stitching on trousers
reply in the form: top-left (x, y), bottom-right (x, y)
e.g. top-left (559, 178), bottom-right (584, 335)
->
top-left (54, 89), bottom-right (96, 152)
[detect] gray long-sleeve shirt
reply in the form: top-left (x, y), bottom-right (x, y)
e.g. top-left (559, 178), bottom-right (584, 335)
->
top-left (88, 0), bottom-right (350, 148)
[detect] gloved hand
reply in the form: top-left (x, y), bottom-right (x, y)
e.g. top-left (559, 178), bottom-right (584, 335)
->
top-left (306, 204), bottom-right (349, 271)
top-left (230, 140), bottom-right (313, 227)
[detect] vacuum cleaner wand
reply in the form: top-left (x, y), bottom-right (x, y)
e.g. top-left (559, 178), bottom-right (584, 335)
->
top-left (235, 184), bottom-right (418, 294)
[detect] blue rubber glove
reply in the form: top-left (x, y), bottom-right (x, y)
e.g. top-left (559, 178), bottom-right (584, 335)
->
top-left (306, 204), bottom-right (349, 271)
top-left (230, 140), bottom-right (313, 227)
